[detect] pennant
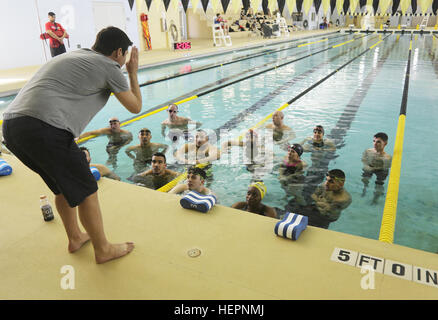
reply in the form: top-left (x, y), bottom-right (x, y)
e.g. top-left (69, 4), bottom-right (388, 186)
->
top-left (269, 0), bottom-right (278, 12)
top-left (296, 0), bottom-right (304, 12)
top-left (145, 0), bottom-right (153, 11)
top-left (365, 0), bottom-right (373, 14)
top-left (412, 0), bottom-right (418, 14)
top-left (379, 0), bottom-right (392, 14)
top-left (211, 0), bottom-right (221, 11)
top-left (419, 0), bottom-right (433, 13)
top-left (303, 0), bottom-right (312, 14)
top-left (201, 0), bottom-right (209, 12)
top-left (359, 0), bottom-right (367, 7)
top-left (232, 0), bottom-right (242, 13)
top-left (243, 0), bottom-right (251, 10)
top-left (173, 0), bottom-right (179, 11)
top-left (343, 0), bottom-right (350, 13)
top-left (222, 0), bottom-right (231, 12)
top-left (331, 0), bottom-right (337, 14)
top-left (350, 0), bottom-right (359, 13)
top-left (182, 0), bottom-right (190, 11)
top-left (322, 0), bottom-right (331, 14)
top-left (251, 0), bottom-right (263, 12)
top-left (392, 0), bottom-right (401, 14)
top-left (128, 0), bottom-right (135, 10)
top-left (163, 0), bottom-right (171, 11)
top-left (286, 0), bottom-right (296, 13)
top-left (192, 0), bottom-right (201, 12)
top-left (433, 0), bottom-right (438, 14)
top-left (372, 0), bottom-right (379, 13)
top-left (315, 0), bottom-right (322, 12)
top-left (262, 0), bottom-right (269, 13)
top-left (278, 0), bottom-right (286, 13)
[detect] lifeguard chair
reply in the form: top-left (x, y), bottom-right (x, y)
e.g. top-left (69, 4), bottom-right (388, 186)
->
top-left (212, 18), bottom-right (232, 47)
top-left (276, 13), bottom-right (289, 37)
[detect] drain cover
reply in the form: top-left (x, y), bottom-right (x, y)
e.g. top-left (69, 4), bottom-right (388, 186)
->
top-left (187, 248), bottom-right (201, 258)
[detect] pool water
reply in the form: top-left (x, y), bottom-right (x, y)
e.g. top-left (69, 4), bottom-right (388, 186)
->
top-left (2, 32), bottom-right (437, 253)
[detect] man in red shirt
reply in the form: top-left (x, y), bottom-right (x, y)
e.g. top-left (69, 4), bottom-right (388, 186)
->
top-left (45, 12), bottom-right (68, 57)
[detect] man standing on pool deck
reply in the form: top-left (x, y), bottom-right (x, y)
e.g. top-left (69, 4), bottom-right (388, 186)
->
top-left (361, 132), bottom-right (392, 204)
top-left (2, 27), bottom-right (142, 264)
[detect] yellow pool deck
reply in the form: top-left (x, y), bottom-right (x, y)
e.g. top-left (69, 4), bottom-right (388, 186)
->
top-left (1, 29), bottom-right (438, 300)
top-left (1, 153), bottom-right (438, 299)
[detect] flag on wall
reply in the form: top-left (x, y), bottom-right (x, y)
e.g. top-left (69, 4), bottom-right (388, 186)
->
top-left (372, 0), bottom-right (379, 13)
top-left (262, 0), bottom-right (269, 13)
top-left (296, 0), bottom-right (304, 12)
top-left (330, 0), bottom-right (337, 14)
top-left (128, 0), bottom-right (135, 10)
top-left (278, 0), bottom-right (286, 13)
top-left (433, 0), bottom-right (438, 14)
top-left (322, 0), bottom-right (330, 14)
top-left (268, 0), bottom-right (277, 13)
top-left (314, 0), bottom-right (322, 13)
top-left (222, 0), bottom-right (231, 12)
top-left (343, 0), bottom-right (350, 14)
top-left (181, 0), bottom-right (190, 11)
top-left (379, 0), bottom-right (391, 14)
top-left (201, 0), bottom-right (209, 12)
top-left (350, 0), bottom-right (359, 13)
top-left (303, 0), bottom-right (312, 14)
top-left (251, 0), bottom-right (263, 12)
top-left (286, 0), bottom-right (296, 13)
top-left (400, 0), bottom-right (410, 13)
top-left (211, 0), bottom-right (221, 11)
top-left (412, 0), bottom-right (418, 14)
top-left (392, 0), bottom-right (400, 14)
top-left (145, 0), bottom-right (153, 11)
top-left (163, 0), bottom-right (171, 11)
top-left (359, 0), bottom-right (366, 8)
top-left (337, 0), bottom-right (344, 15)
top-left (419, 0), bottom-right (433, 13)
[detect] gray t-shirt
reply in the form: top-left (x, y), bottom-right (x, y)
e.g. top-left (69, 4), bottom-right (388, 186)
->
top-left (3, 49), bottom-right (129, 137)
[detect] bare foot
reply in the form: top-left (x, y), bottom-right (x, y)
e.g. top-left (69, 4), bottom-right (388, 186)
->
top-left (68, 233), bottom-right (90, 253)
top-left (95, 242), bottom-right (135, 264)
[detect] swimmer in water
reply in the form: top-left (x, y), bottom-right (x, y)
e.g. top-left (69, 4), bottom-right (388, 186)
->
top-left (125, 128), bottom-right (169, 173)
top-left (80, 147), bottom-right (121, 181)
top-left (232, 181), bottom-right (277, 218)
top-left (361, 132), bottom-right (392, 204)
top-left (278, 144), bottom-right (307, 205)
top-left (174, 130), bottom-right (219, 165)
top-left (161, 104), bottom-right (202, 144)
top-left (132, 152), bottom-right (179, 190)
top-left (265, 111), bottom-right (296, 143)
top-left (78, 117), bottom-right (133, 168)
top-left (169, 166), bottom-right (215, 197)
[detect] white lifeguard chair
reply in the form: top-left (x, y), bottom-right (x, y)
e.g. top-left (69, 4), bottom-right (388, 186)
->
top-left (277, 16), bottom-right (290, 37)
top-left (212, 19), bottom-right (232, 47)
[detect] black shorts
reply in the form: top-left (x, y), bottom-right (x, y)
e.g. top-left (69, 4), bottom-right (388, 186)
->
top-left (362, 168), bottom-right (389, 185)
top-left (50, 44), bottom-right (66, 57)
top-left (2, 116), bottom-right (97, 207)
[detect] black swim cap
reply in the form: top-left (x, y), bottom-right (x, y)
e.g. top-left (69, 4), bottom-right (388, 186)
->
top-left (289, 144), bottom-right (303, 157)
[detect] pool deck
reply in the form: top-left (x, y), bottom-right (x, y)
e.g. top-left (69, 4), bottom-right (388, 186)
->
top-left (1, 153), bottom-right (438, 299)
top-left (0, 29), bottom-right (339, 97)
top-left (1, 29), bottom-right (438, 300)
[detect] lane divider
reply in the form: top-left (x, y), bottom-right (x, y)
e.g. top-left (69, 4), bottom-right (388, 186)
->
top-left (158, 34), bottom-right (385, 192)
top-left (77, 34), bottom-right (367, 145)
top-left (379, 36), bottom-right (413, 244)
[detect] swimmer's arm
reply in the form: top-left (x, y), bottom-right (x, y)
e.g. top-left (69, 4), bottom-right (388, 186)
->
top-left (125, 146), bottom-right (136, 159)
top-left (161, 123), bottom-right (167, 137)
top-left (78, 128), bottom-right (110, 140)
top-left (361, 150), bottom-right (372, 170)
top-left (265, 206), bottom-right (278, 219)
top-left (300, 138), bottom-right (311, 152)
top-left (114, 47), bottom-right (142, 114)
top-left (137, 169), bottom-right (153, 177)
top-left (168, 183), bottom-right (188, 194)
top-left (325, 140), bottom-right (336, 152)
top-left (197, 146), bottom-right (219, 163)
top-left (120, 131), bottom-right (133, 147)
top-left (94, 164), bottom-right (121, 181)
top-left (231, 202), bottom-right (246, 210)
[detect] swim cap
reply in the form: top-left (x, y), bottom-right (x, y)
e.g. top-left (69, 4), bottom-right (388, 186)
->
top-left (250, 181), bottom-right (267, 200)
top-left (288, 144), bottom-right (303, 157)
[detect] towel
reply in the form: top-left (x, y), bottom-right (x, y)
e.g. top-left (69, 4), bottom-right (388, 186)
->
top-left (180, 191), bottom-right (217, 213)
top-left (0, 158), bottom-right (12, 176)
top-left (90, 166), bottom-right (101, 181)
top-left (274, 212), bottom-right (308, 240)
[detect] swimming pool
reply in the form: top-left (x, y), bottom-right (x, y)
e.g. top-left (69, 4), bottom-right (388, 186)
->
top-left (2, 32), bottom-right (437, 254)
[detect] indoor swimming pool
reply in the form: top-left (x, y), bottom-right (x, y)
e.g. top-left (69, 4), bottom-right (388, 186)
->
top-left (2, 31), bottom-right (437, 254)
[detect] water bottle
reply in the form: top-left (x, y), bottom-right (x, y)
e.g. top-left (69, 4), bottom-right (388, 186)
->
top-left (40, 195), bottom-right (54, 222)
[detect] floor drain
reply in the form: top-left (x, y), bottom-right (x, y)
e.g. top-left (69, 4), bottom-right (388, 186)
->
top-left (187, 248), bottom-right (201, 258)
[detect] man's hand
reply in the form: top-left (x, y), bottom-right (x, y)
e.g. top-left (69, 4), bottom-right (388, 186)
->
top-left (126, 46), bottom-right (138, 74)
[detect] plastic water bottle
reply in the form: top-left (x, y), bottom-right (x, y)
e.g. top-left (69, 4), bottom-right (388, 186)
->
top-left (40, 195), bottom-right (54, 222)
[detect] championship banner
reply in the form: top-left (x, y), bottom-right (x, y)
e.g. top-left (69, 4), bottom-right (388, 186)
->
top-left (412, 0), bottom-right (418, 14)
top-left (221, 0), bottom-right (231, 12)
top-left (343, 0), bottom-right (350, 14)
top-left (350, 0), bottom-right (359, 13)
top-left (315, 0), bottom-right (322, 13)
top-left (268, 0), bottom-right (278, 13)
top-left (251, 0), bottom-right (263, 12)
top-left (278, 0), bottom-right (286, 13)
